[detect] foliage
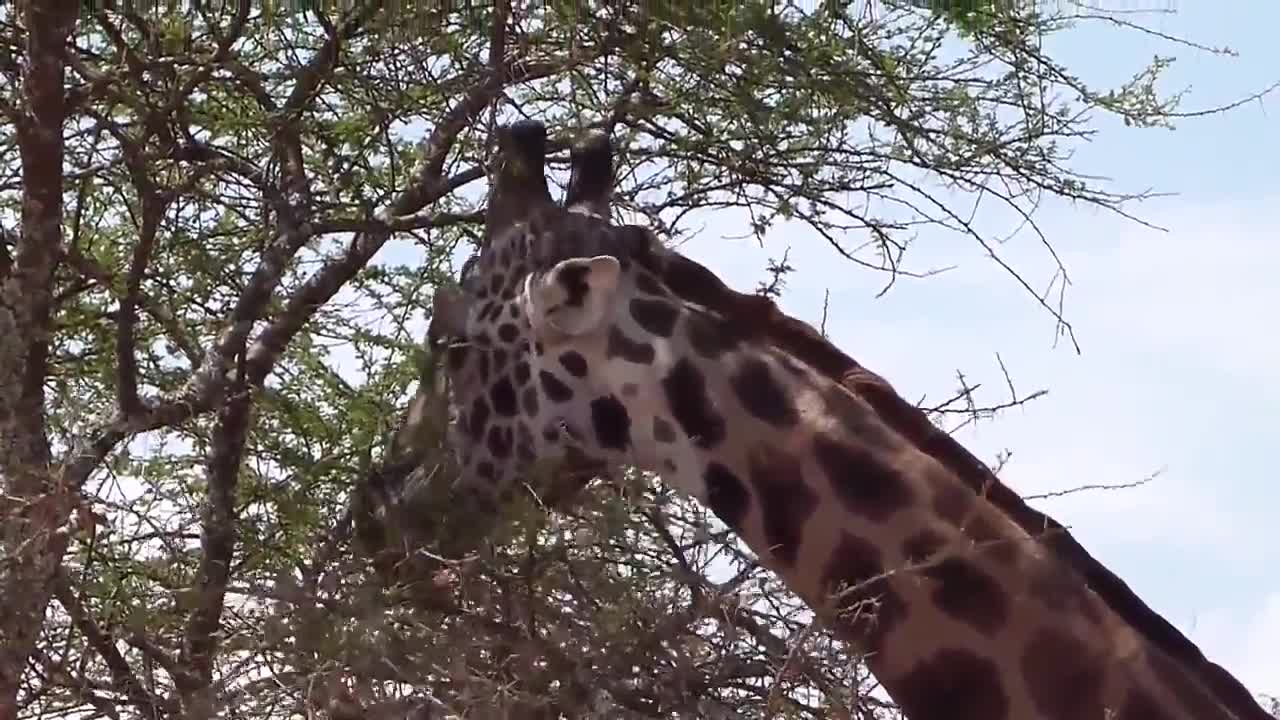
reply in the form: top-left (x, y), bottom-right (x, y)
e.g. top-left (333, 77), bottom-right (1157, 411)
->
top-left (0, 1), bottom-right (1264, 718)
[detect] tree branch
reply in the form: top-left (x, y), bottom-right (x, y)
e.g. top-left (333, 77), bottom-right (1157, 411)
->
top-left (242, 51), bottom-right (575, 386)
top-left (177, 366), bottom-right (253, 712)
top-left (115, 184), bottom-right (165, 418)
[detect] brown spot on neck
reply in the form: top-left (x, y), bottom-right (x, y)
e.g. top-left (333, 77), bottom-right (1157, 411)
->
top-left (812, 435), bottom-right (915, 522)
top-left (1020, 626), bottom-right (1106, 720)
top-left (920, 555), bottom-right (1009, 637)
top-left (745, 445), bottom-right (817, 566)
top-left (820, 532), bottom-right (905, 654)
top-left (894, 648), bottom-right (1009, 720)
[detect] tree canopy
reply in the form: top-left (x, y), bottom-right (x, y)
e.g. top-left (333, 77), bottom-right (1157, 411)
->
top-left (1, 1), bottom-right (1272, 719)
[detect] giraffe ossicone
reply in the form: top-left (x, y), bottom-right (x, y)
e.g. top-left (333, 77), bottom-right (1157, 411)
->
top-left (430, 120), bottom-right (1271, 720)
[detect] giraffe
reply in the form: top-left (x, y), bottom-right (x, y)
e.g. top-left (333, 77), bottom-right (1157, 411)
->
top-left (428, 120), bottom-right (1272, 720)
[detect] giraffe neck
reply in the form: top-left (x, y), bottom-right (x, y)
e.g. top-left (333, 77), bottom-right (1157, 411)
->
top-left (525, 270), bottom-right (1239, 720)
top-left (438, 116), bottom-right (1267, 720)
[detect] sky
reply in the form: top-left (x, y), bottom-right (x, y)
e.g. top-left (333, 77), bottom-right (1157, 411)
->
top-left (656, 1), bottom-right (1280, 700)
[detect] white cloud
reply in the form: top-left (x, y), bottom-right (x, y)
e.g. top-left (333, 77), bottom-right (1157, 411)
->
top-left (1065, 202), bottom-right (1280, 392)
top-left (1183, 593), bottom-right (1280, 700)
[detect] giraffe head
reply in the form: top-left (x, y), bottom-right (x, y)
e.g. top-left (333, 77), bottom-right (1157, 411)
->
top-left (431, 121), bottom-right (660, 505)
top-left (437, 119), bottom-right (821, 508)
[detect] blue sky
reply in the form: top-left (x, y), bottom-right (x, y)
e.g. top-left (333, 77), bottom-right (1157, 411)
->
top-left (663, 2), bottom-right (1279, 699)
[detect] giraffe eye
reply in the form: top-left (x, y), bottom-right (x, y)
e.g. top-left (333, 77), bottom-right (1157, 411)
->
top-left (556, 419), bottom-right (583, 443)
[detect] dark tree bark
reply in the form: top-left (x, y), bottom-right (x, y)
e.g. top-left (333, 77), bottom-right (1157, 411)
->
top-left (0, 2), bottom-right (83, 717)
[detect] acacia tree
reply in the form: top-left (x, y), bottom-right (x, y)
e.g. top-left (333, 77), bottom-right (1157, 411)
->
top-left (1, 1), bottom-right (1271, 718)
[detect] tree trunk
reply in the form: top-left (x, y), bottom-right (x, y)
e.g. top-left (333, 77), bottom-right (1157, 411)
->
top-left (0, 2), bottom-right (81, 717)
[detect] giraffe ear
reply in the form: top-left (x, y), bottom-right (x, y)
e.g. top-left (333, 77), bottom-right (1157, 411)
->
top-left (528, 255), bottom-right (621, 337)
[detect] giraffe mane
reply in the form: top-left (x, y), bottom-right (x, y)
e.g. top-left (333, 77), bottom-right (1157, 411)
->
top-left (629, 242), bottom-right (1271, 720)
